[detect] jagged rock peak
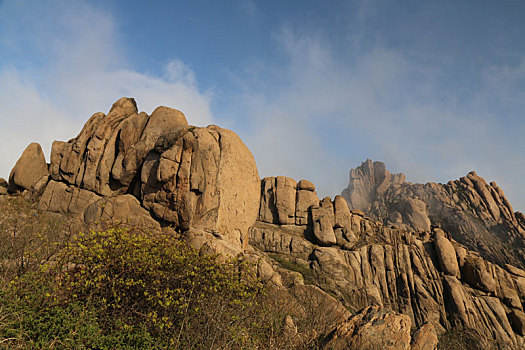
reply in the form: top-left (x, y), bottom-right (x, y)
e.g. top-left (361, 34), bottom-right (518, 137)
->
top-left (342, 160), bottom-right (525, 269)
top-left (342, 159), bottom-right (405, 213)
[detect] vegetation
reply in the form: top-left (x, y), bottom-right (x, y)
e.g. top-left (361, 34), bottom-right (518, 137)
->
top-left (0, 197), bottom-right (287, 349)
top-left (436, 326), bottom-right (515, 350)
top-left (269, 254), bottom-right (316, 285)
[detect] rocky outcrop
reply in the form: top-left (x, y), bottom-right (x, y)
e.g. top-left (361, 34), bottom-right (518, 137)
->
top-left (38, 180), bottom-right (101, 215)
top-left (342, 160), bottom-right (525, 270)
top-left (342, 159), bottom-right (405, 213)
top-left (140, 124), bottom-right (260, 247)
top-left (323, 306), bottom-right (412, 350)
top-left (18, 98), bottom-right (260, 248)
top-left (410, 323), bottom-right (438, 350)
top-left (83, 195), bottom-right (160, 229)
top-left (251, 173), bottom-right (525, 348)
top-left (7, 143), bottom-right (49, 193)
top-left (434, 229), bottom-right (460, 277)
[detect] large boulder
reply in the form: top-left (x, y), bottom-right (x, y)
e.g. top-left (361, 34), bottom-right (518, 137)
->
top-left (323, 306), bottom-right (412, 350)
top-left (8, 143), bottom-right (49, 193)
top-left (295, 180), bottom-right (319, 225)
top-left (396, 197), bottom-right (431, 232)
top-left (141, 125), bottom-right (260, 248)
top-left (83, 195), bottom-right (160, 229)
top-left (410, 323), bottom-right (438, 350)
top-left (434, 229), bottom-right (460, 277)
top-left (38, 180), bottom-right (100, 215)
top-left (461, 256), bottom-right (496, 293)
top-left (259, 176), bottom-right (297, 225)
top-left (51, 98), bottom-right (148, 195)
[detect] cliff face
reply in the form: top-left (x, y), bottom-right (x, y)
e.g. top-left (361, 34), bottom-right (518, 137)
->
top-left (343, 159), bottom-right (525, 270)
top-left (4, 99), bottom-right (525, 349)
top-left (252, 175), bottom-right (525, 348)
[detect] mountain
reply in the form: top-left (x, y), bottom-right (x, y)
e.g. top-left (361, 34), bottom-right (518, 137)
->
top-left (342, 159), bottom-right (525, 269)
top-left (2, 98), bottom-right (525, 349)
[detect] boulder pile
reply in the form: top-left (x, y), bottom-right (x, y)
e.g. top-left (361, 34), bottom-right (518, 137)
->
top-left (8, 98), bottom-right (260, 250)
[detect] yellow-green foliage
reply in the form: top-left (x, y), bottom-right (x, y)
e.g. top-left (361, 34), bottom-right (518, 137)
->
top-left (0, 227), bottom-right (277, 349)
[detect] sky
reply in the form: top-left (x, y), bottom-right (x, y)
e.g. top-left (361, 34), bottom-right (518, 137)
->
top-left (0, 0), bottom-right (524, 211)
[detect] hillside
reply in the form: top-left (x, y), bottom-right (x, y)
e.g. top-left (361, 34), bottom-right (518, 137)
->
top-left (1, 98), bottom-right (524, 349)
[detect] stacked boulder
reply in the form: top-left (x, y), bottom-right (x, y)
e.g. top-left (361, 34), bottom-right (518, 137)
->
top-left (10, 98), bottom-right (261, 250)
top-left (257, 176), bottom-right (362, 248)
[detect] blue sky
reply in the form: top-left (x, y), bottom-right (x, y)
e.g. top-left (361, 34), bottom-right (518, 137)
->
top-left (1, 0), bottom-right (524, 211)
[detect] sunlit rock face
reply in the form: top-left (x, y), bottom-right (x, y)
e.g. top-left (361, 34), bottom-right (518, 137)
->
top-left (36, 97), bottom-right (260, 248)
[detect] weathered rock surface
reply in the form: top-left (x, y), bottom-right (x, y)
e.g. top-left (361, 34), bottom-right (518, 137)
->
top-left (434, 229), bottom-right (459, 277)
top-left (141, 124), bottom-right (260, 247)
top-left (251, 175), bottom-right (525, 348)
top-left (342, 159), bottom-right (405, 213)
top-left (19, 98), bottom-right (260, 248)
top-left (259, 176), bottom-right (297, 225)
top-left (343, 160), bottom-right (525, 270)
top-left (8, 143), bottom-right (49, 193)
top-left (38, 180), bottom-right (100, 215)
top-left (323, 306), bottom-right (412, 349)
top-left (83, 195), bottom-right (160, 229)
top-left (410, 323), bottom-right (438, 350)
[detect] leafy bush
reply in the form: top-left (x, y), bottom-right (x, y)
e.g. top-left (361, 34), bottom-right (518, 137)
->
top-left (0, 227), bottom-right (280, 349)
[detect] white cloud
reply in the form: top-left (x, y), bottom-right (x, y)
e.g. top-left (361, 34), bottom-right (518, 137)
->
top-left (0, 0), bottom-right (214, 180)
top-left (236, 27), bottom-right (525, 211)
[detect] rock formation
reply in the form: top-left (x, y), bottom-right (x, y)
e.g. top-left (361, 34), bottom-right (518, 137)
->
top-left (251, 178), bottom-right (525, 348)
top-left (7, 143), bottom-right (49, 194)
top-left (323, 306), bottom-right (412, 349)
top-left (14, 97), bottom-right (260, 251)
top-left (6, 99), bottom-right (525, 349)
top-left (343, 159), bottom-right (525, 270)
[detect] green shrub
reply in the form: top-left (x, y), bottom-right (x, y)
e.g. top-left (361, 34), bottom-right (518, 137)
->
top-left (269, 254), bottom-right (316, 285)
top-left (437, 327), bottom-right (485, 350)
top-left (0, 227), bottom-right (279, 349)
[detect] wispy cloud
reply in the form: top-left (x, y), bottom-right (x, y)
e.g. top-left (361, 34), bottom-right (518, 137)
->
top-left (234, 26), bottom-right (525, 210)
top-left (0, 0), bottom-right (213, 179)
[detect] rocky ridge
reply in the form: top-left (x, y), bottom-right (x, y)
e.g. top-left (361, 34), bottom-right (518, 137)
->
top-left (342, 159), bottom-right (525, 269)
top-left (3, 99), bottom-right (525, 349)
